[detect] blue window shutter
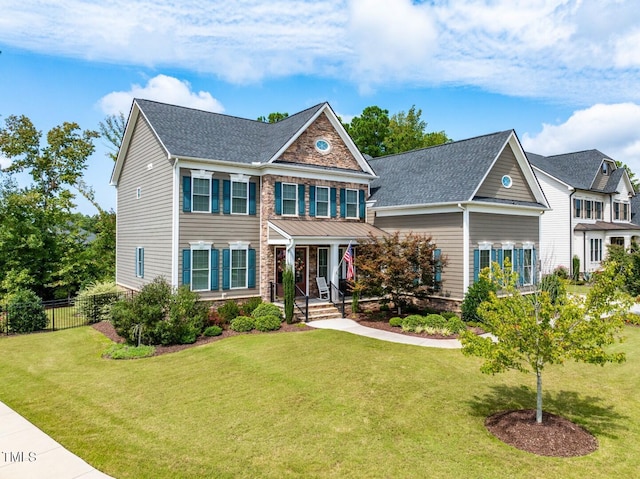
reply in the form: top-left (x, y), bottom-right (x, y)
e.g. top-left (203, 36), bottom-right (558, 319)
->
top-left (298, 184), bottom-right (305, 216)
top-left (330, 188), bottom-right (337, 218)
top-left (473, 249), bottom-right (480, 282)
top-left (434, 248), bottom-right (442, 289)
top-left (359, 190), bottom-right (365, 219)
top-left (491, 249), bottom-right (496, 272)
top-left (182, 249), bottom-right (191, 286)
top-left (248, 248), bottom-right (256, 288)
top-left (211, 179), bottom-right (219, 213)
top-left (183, 176), bottom-right (191, 212)
top-left (340, 188), bottom-right (346, 218)
top-left (275, 182), bottom-right (282, 215)
top-left (516, 249), bottom-right (524, 286)
top-left (223, 180), bottom-right (231, 214)
top-left (210, 249), bottom-right (219, 291)
top-left (249, 182), bottom-right (256, 215)
top-left (497, 249), bottom-right (503, 268)
top-left (222, 249), bottom-right (230, 290)
top-left (309, 186), bottom-right (316, 217)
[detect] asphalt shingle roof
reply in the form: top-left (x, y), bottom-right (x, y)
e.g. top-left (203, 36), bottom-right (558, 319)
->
top-left (135, 99), bottom-right (324, 164)
top-left (527, 149), bottom-right (611, 191)
top-left (368, 130), bottom-right (513, 207)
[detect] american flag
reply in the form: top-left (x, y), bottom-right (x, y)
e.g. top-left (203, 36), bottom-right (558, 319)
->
top-left (344, 243), bottom-right (354, 280)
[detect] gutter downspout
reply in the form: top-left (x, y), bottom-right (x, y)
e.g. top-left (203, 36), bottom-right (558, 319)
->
top-left (569, 189), bottom-right (575, 279)
top-left (458, 203), bottom-right (470, 294)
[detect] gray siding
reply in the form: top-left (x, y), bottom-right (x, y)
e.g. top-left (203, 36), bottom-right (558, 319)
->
top-left (116, 116), bottom-right (174, 290)
top-left (179, 168), bottom-right (261, 299)
top-left (476, 148), bottom-right (536, 202)
top-left (469, 212), bottom-right (539, 284)
top-left (373, 212), bottom-right (464, 299)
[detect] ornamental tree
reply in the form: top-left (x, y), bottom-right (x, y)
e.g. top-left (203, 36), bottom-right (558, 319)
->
top-left (460, 260), bottom-right (631, 423)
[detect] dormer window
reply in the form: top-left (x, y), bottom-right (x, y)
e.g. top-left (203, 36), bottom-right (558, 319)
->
top-left (602, 161), bottom-right (610, 175)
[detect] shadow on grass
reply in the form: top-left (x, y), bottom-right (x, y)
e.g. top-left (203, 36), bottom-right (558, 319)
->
top-left (467, 384), bottom-right (629, 439)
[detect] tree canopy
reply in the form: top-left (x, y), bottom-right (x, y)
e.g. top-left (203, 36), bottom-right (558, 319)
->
top-left (344, 105), bottom-right (450, 157)
top-left (257, 112), bottom-right (289, 123)
top-left (460, 260), bottom-right (630, 423)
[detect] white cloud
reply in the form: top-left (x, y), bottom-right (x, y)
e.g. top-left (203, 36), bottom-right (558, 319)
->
top-left (0, 155), bottom-right (11, 169)
top-left (522, 103), bottom-right (640, 174)
top-left (2, 0), bottom-right (640, 103)
top-left (98, 75), bottom-right (225, 115)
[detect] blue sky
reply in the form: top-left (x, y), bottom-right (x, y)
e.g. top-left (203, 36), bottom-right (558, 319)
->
top-left (1, 0), bottom-right (640, 215)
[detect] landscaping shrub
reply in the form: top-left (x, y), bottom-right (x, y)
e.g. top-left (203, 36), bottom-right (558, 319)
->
top-left (553, 265), bottom-right (570, 279)
top-left (103, 343), bottom-right (155, 360)
top-left (254, 315), bottom-right (281, 332)
top-left (461, 276), bottom-right (497, 323)
top-left (76, 281), bottom-right (121, 323)
top-left (539, 273), bottom-right (566, 305)
top-left (401, 314), bottom-right (426, 332)
top-left (203, 325), bottom-right (223, 337)
top-left (252, 303), bottom-right (283, 320)
top-left (441, 311), bottom-right (459, 320)
top-left (416, 325), bottom-right (452, 336)
top-left (241, 297), bottom-right (263, 316)
top-left (162, 286), bottom-right (207, 345)
top-left (572, 255), bottom-right (580, 281)
top-left (283, 266), bottom-right (295, 323)
top-left (217, 300), bottom-right (240, 322)
top-left (230, 316), bottom-right (255, 332)
top-left (424, 313), bottom-right (447, 329)
top-left (6, 288), bottom-right (48, 333)
top-left (389, 316), bottom-right (403, 327)
top-left (445, 315), bottom-right (466, 334)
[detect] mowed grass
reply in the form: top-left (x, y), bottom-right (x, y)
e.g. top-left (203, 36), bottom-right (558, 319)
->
top-left (1, 326), bottom-right (639, 478)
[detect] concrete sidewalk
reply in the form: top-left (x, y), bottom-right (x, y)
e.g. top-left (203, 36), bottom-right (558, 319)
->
top-left (307, 318), bottom-right (465, 349)
top-left (0, 401), bottom-right (114, 479)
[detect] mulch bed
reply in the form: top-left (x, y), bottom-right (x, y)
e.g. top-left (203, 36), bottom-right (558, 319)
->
top-left (485, 409), bottom-right (598, 457)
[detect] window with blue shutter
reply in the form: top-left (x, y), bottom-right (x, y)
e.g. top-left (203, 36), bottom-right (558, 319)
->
top-left (473, 249), bottom-right (480, 282)
top-left (223, 180), bottom-right (231, 214)
top-left (182, 249), bottom-right (191, 286)
top-left (211, 179), bottom-right (219, 213)
top-left (275, 182), bottom-right (282, 215)
top-left (330, 188), bottom-right (337, 218)
top-left (340, 188), bottom-right (346, 218)
top-left (183, 176), bottom-right (191, 212)
top-left (249, 182), bottom-right (256, 215)
top-left (298, 184), bottom-right (306, 216)
top-left (222, 249), bottom-right (230, 290)
top-left (309, 186), bottom-right (316, 217)
top-left (210, 249), bottom-right (220, 291)
top-left (359, 190), bottom-right (365, 219)
top-left (248, 248), bottom-right (256, 288)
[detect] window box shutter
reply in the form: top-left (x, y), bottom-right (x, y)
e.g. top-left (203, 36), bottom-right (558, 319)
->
top-left (182, 249), bottom-right (191, 286)
top-left (249, 182), bottom-right (256, 215)
top-left (309, 186), bottom-right (316, 217)
top-left (183, 176), bottom-right (191, 212)
top-left (340, 188), bottom-right (346, 218)
top-left (223, 180), bottom-right (231, 214)
top-left (211, 179), bottom-right (219, 213)
top-left (211, 249), bottom-right (219, 291)
top-left (359, 190), bottom-right (365, 219)
top-left (330, 188), bottom-right (337, 218)
top-left (298, 184), bottom-right (305, 216)
top-left (222, 249), bottom-right (230, 290)
top-left (248, 248), bottom-right (256, 288)
top-left (473, 249), bottom-right (479, 282)
top-left (275, 182), bottom-right (282, 215)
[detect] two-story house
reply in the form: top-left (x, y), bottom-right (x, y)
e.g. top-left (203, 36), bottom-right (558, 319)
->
top-left (528, 150), bottom-right (640, 277)
top-left (112, 100), bottom-right (549, 307)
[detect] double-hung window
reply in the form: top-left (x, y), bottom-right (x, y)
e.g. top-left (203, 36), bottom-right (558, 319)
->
top-left (523, 244), bottom-right (534, 285)
top-left (614, 201), bottom-right (629, 221)
top-left (345, 189), bottom-right (358, 218)
top-left (191, 242), bottom-right (212, 292)
top-left (595, 201), bottom-right (603, 219)
top-left (574, 198), bottom-right (582, 218)
top-left (502, 243), bottom-right (514, 272)
top-left (590, 238), bottom-right (603, 262)
top-left (191, 170), bottom-right (212, 213)
top-left (317, 248), bottom-right (329, 281)
top-left (478, 242), bottom-right (492, 273)
top-left (231, 176), bottom-right (249, 214)
top-left (230, 243), bottom-right (249, 289)
top-left (282, 183), bottom-right (297, 216)
top-left (316, 186), bottom-right (329, 217)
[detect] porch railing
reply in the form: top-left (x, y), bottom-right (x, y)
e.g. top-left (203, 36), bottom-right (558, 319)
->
top-left (294, 285), bottom-right (309, 323)
top-left (329, 281), bottom-right (345, 317)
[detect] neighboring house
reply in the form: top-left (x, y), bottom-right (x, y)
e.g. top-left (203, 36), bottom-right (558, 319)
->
top-left (111, 99), bottom-right (385, 302)
top-left (367, 130), bottom-right (549, 302)
top-left (528, 150), bottom-right (640, 277)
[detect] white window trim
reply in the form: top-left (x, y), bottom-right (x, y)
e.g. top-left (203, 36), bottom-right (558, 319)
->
top-left (345, 188), bottom-right (359, 219)
top-left (190, 170), bottom-right (214, 214)
top-left (315, 186), bottom-right (330, 218)
top-left (135, 247), bottom-right (144, 278)
top-left (314, 138), bottom-right (332, 155)
top-left (190, 241), bottom-right (213, 292)
top-left (229, 241), bottom-right (250, 289)
top-left (230, 174), bottom-right (250, 215)
top-left (282, 182), bottom-right (298, 217)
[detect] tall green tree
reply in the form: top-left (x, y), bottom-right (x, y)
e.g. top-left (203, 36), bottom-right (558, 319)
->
top-left (99, 112), bottom-right (126, 162)
top-left (460, 260), bottom-right (630, 424)
top-left (616, 160), bottom-right (639, 192)
top-left (0, 115), bottom-right (99, 298)
top-left (257, 112), bottom-right (289, 123)
top-left (344, 106), bottom-right (390, 158)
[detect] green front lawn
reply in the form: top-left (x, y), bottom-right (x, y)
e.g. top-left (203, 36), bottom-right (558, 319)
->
top-left (1, 326), bottom-right (639, 478)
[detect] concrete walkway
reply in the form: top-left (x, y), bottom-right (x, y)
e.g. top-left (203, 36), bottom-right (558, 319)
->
top-left (307, 318), bottom-right (465, 349)
top-left (0, 401), bottom-right (114, 479)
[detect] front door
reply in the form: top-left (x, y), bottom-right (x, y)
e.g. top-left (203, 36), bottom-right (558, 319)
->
top-left (275, 247), bottom-right (308, 297)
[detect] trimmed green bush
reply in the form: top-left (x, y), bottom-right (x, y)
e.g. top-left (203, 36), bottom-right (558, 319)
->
top-left (6, 289), bottom-right (48, 333)
top-left (252, 303), bottom-right (283, 320)
top-left (424, 314), bottom-right (447, 329)
top-left (254, 315), bottom-right (281, 332)
top-left (76, 281), bottom-right (121, 323)
top-left (461, 276), bottom-right (497, 323)
top-left (401, 314), bottom-right (426, 332)
top-left (389, 316), bottom-right (403, 327)
top-left (241, 297), bottom-right (263, 316)
top-left (203, 325), bottom-right (223, 337)
top-left (441, 311), bottom-right (459, 320)
top-left (230, 316), bottom-right (255, 332)
top-left (445, 315), bottom-right (466, 334)
top-left (217, 300), bottom-right (240, 322)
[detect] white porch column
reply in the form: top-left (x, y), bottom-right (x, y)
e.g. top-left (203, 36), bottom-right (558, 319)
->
top-left (329, 243), bottom-right (340, 287)
top-left (286, 240), bottom-right (296, 269)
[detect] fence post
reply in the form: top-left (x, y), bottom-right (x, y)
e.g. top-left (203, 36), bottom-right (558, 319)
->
top-left (51, 304), bottom-right (55, 331)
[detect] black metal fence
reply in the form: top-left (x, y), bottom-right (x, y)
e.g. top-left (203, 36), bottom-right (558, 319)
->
top-left (0, 291), bottom-right (132, 336)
